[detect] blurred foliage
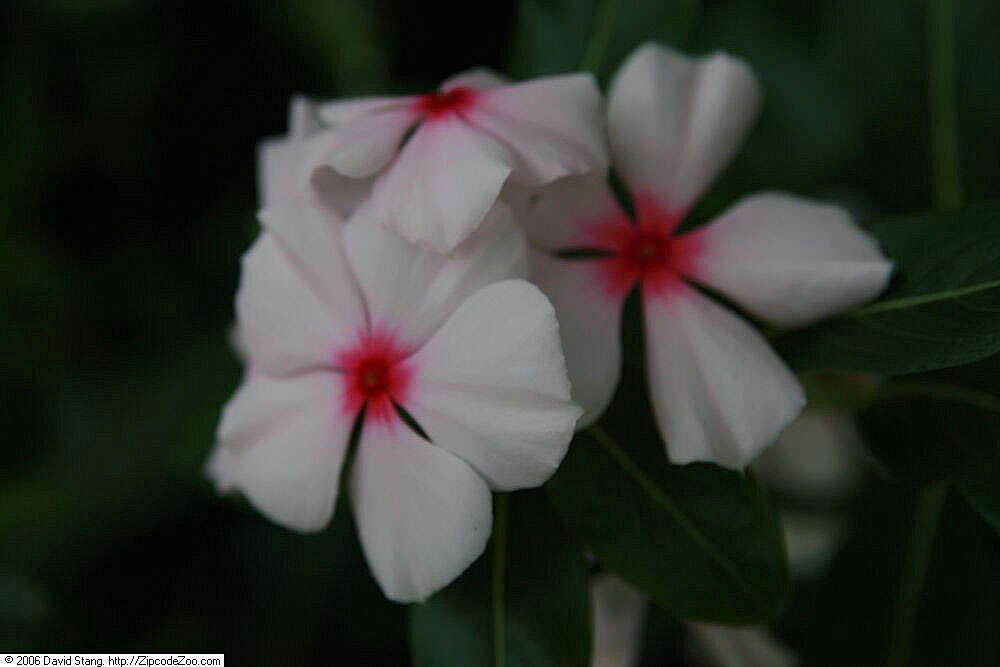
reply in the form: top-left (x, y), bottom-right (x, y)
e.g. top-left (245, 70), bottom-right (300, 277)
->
top-left (2, 0), bottom-right (999, 663)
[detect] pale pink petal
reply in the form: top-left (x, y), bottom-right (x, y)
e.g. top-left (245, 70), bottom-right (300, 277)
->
top-left (316, 95), bottom-right (414, 125)
top-left (343, 200), bottom-right (527, 350)
top-left (256, 97), bottom-right (374, 215)
top-left (529, 249), bottom-right (622, 426)
top-left (591, 575), bottom-right (648, 667)
top-left (349, 420), bottom-right (491, 603)
top-left (440, 67), bottom-right (510, 91)
top-left (257, 96), bottom-right (323, 208)
top-left (504, 174), bottom-right (622, 251)
top-left (309, 166), bottom-right (373, 218)
top-left (465, 73), bottom-right (608, 186)
top-left (367, 118), bottom-right (516, 252)
top-left (210, 372), bottom-right (352, 533)
top-left (644, 284), bottom-right (805, 467)
top-left (683, 193), bottom-right (894, 327)
top-left (687, 623), bottom-right (798, 667)
top-left (238, 202), bottom-right (365, 376)
top-left (306, 108), bottom-right (420, 179)
top-left (608, 43), bottom-right (761, 213)
top-left (406, 280), bottom-right (581, 490)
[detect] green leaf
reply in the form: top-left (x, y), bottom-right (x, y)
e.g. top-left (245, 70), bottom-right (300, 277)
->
top-left (548, 427), bottom-right (788, 624)
top-left (509, 0), bottom-right (699, 81)
top-left (858, 354), bottom-right (1000, 531)
top-left (776, 201), bottom-right (1000, 375)
top-left (410, 490), bottom-right (591, 667)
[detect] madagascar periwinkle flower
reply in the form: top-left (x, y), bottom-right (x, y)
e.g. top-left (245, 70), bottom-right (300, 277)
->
top-left (310, 69), bottom-right (608, 252)
top-left (515, 43), bottom-right (894, 467)
top-left (207, 199), bottom-right (580, 602)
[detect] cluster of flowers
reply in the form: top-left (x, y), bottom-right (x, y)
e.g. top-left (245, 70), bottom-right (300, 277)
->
top-left (207, 43), bottom-right (893, 604)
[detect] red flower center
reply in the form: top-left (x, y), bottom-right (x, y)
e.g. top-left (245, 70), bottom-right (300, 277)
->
top-left (337, 331), bottom-right (413, 424)
top-left (415, 86), bottom-right (477, 118)
top-left (578, 194), bottom-right (704, 299)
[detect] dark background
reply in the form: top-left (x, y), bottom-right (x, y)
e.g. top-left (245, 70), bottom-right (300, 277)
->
top-left (2, 0), bottom-right (999, 663)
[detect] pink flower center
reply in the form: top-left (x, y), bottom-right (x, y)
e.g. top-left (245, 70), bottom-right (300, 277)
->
top-left (415, 86), bottom-right (477, 118)
top-left (336, 331), bottom-right (413, 425)
top-left (579, 194), bottom-right (703, 299)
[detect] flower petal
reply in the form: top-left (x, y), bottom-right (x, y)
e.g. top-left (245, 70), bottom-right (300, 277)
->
top-left (440, 67), bottom-right (509, 91)
top-left (683, 193), bottom-right (894, 327)
top-left (591, 575), bottom-right (648, 667)
top-left (210, 371), bottom-right (352, 533)
top-left (256, 97), bottom-right (374, 215)
top-left (367, 118), bottom-right (516, 252)
top-left (349, 421), bottom-right (491, 603)
top-left (239, 202), bottom-right (365, 375)
top-left (608, 43), bottom-right (761, 213)
top-left (343, 200), bottom-right (527, 350)
top-left (406, 280), bottom-right (581, 490)
top-left (317, 95), bottom-right (413, 125)
top-left (504, 173), bottom-right (623, 251)
top-left (256, 96), bottom-right (323, 208)
top-left (307, 108), bottom-right (420, 179)
top-left (464, 73), bottom-right (608, 186)
top-left (528, 249), bottom-right (622, 426)
top-left (644, 284), bottom-right (805, 467)
top-left (687, 623), bottom-right (798, 667)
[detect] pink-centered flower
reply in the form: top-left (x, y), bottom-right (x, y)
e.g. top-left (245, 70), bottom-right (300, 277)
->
top-left (207, 200), bottom-right (581, 602)
top-left (516, 43), bottom-right (894, 468)
top-left (256, 96), bottom-right (371, 217)
top-left (310, 69), bottom-right (608, 252)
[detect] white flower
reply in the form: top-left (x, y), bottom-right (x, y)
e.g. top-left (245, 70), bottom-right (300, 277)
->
top-left (256, 96), bottom-right (371, 216)
top-left (514, 43), bottom-right (894, 468)
top-left (310, 69), bottom-right (608, 252)
top-left (207, 199), bottom-right (581, 602)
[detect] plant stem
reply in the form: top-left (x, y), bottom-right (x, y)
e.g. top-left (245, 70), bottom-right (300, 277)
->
top-left (886, 480), bottom-right (949, 667)
top-left (492, 493), bottom-right (508, 667)
top-left (926, 0), bottom-right (963, 210)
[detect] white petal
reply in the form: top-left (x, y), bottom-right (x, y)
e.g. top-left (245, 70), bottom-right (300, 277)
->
top-left (343, 200), bottom-right (527, 350)
top-left (591, 575), bottom-right (648, 667)
top-left (684, 193), bottom-right (894, 327)
top-left (440, 67), bottom-right (510, 91)
top-left (751, 407), bottom-right (864, 501)
top-left (307, 108), bottom-right (419, 179)
top-left (256, 97), bottom-right (374, 215)
top-left (349, 421), bottom-right (491, 603)
top-left (644, 285), bottom-right (805, 467)
top-left (504, 174), bottom-right (622, 251)
top-left (529, 249), bottom-right (622, 426)
top-left (367, 118), bottom-right (516, 252)
top-left (236, 234), bottom-right (356, 376)
top-left (687, 623), bottom-right (798, 667)
top-left (316, 95), bottom-right (413, 125)
top-left (210, 372), bottom-right (352, 533)
top-left (406, 280), bottom-right (581, 490)
top-left (465, 73), bottom-right (608, 186)
top-left (256, 96), bottom-right (323, 208)
top-left (608, 43), bottom-right (761, 213)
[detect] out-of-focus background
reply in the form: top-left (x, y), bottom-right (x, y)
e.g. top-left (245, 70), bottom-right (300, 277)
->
top-left (2, 0), bottom-right (999, 664)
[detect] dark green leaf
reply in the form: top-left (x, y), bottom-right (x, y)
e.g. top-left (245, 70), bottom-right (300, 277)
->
top-left (410, 490), bottom-right (591, 667)
top-left (509, 0), bottom-right (699, 81)
top-left (776, 201), bottom-right (1000, 375)
top-left (548, 427), bottom-right (788, 624)
top-left (858, 354), bottom-right (1000, 531)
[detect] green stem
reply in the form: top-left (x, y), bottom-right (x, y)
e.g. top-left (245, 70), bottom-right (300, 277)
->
top-left (886, 481), bottom-right (949, 667)
top-left (492, 493), bottom-right (508, 667)
top-left (926, 0), bottom-right (963, 210)
top-left (579, 0), bottom-right (614, 73)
